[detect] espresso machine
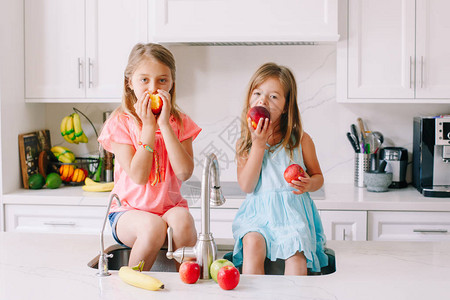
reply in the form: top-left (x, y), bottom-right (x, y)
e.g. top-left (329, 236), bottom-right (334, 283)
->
top-left (413, 116), bottom-right (450, 197)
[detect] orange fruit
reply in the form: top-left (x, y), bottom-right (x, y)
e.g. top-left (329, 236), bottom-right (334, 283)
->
top-left (72, 168), bottom-right (86, 183)
top-left (59, 164), bottom-right (75, 182)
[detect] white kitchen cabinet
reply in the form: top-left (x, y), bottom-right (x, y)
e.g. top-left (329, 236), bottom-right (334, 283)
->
top-left (415, 0), bottom-right (450, 98)
top-left (24, 0), bottom-right (147, 103)
top-left (337, 0), bottom-right (450, 103)
top-left (148, 0), bottom-right (338, 44)
top-left (368, 211), bottom-right (450, 241)
top-left (4, 204), bottom-right (110, 235)
top-left (189, 208), bottom-right (237, 239)
top-left (320, 210), bottom-right (367, 241)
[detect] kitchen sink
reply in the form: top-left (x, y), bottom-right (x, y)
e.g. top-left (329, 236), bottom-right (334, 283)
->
top-left (88, 244), bottom-right (335, 275)
top-left (87, 244), bottom-right (231, 272)
top-left (223, 247), bottom-right (336, 276)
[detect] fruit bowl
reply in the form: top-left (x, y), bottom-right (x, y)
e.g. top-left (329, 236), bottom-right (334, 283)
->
top-left (52, 157), bottom-right (100, 183)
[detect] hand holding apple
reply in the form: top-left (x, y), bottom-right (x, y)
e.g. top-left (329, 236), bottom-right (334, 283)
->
top-left (210, 258), bottom-right (235, 283)
top-left (179, 261), bottom-right (200, 284)
top-left (284, 164), bottom-right (306, 183)
top-left (217, 266), bottom-right (240, 290)
top-left (247, 106), bottom-right (270, 130)
top-left (147, 91), bottom-right (163, 115)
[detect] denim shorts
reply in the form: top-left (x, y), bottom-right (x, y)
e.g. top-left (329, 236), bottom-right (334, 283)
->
top-left (108, 211), bottom-right (128, 247)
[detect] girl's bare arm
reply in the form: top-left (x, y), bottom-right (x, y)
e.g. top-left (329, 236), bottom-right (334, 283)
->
top-left (290, 132), bottom-right (324, 194)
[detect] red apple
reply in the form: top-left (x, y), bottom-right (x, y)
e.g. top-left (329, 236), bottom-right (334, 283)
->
top-left (210, 258), bottom-right (235, 283)
top-left (179, 261), bottom-right (200, 284)
top-left (217, 266), bottom-right (240, 290)
top-left (247, 106), bottom-right (270, 129)
top-left (147, 92), bottom-right (163, 115)
top-left (284, 164), bottom-right (306, 183)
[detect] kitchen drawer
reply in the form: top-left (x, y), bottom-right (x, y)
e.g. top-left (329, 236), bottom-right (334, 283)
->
top-left (320, 210), bottom-right (367, 241)
top-left (4, 204), bottom-right (110, 235)
top-left (189, 208), bottom-right (237, 239)
top-left (368, 211), bottom-right (450, 241)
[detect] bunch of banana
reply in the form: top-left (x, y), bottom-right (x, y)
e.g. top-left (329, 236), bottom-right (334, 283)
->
top-left (82, 177), bottom-right (114, 192)
top-left (51, 146), bottom-right (76, 164)
top-left (60, 113), bottom-right (88, 144)
top-left (118, 261), bottom-right (164, 291)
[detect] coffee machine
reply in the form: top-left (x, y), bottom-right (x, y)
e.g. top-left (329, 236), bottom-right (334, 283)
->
top-left (413, 116), bottom-right (450, 197)
top-left (379, 147), bottom-right (408, 188)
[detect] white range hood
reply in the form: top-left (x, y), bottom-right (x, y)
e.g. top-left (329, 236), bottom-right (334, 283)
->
top-left (148, 0), bottom-right (339, 45)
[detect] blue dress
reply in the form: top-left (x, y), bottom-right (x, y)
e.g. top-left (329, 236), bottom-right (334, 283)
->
top-left (232, 143), bottom-right (328, 272)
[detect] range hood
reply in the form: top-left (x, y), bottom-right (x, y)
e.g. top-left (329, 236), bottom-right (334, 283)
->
top-left (148, 0), bottom-right (339, 45)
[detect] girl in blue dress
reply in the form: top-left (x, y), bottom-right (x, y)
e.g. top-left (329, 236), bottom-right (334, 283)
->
top-left (233, 62), bottom-right (328, 275)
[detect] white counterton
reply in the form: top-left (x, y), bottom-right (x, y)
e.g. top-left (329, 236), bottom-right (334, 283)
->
top-left (0, 232), bottom-right (449, 300)
top-left (3, 183), bottom-right (450, 212)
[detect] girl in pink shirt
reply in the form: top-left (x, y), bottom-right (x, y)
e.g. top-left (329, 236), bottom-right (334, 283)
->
top-left (98, 43), bottom-right (201, 271)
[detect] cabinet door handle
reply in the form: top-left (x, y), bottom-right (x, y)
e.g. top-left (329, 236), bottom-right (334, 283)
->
top-left (420, 56), bottom-right (424, 88)
top-left (88, 58), bottom-right (94, 88)
top-left (413, 229), bottom-right (448, 233)
top-left (342, 229), bottom-right (346, 241)
top-left (44, 221), bottom-right (76, 226)
top-left (78, 58), bottom-right (83, 89)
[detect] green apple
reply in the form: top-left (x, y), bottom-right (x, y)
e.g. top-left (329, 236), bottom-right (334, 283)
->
top-left (210, 258), bottom-right (234, 282)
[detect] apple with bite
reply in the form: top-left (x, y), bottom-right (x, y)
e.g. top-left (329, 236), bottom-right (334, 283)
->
top-left (247, 106), bottom-right (270, 129)
top-left (210, 258), bottom-right (234, 283)
top-left (179, 261), bottom-right (200, 284)
top-left (147, 91), bottom-right (163, 115)
top-left (284, 164), bottom-right (306, 183)
top-left (217, 266), bottom-right (240, 290)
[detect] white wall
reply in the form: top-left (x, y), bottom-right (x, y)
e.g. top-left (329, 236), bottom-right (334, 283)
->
top-left (45, 44), bottom-right (449, 185)
top-left (1, 0), bottom-right (46, 195)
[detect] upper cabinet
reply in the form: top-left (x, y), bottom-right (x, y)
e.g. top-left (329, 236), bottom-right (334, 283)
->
top-left (148, 0), bottom-right (339, 45)
top-left (24, 0), bottom-right (147, 103)
top-left (337, 0), bottom-right (450, 103)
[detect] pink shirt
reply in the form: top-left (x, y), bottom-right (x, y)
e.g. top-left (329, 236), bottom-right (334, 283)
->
top-left (98, 112), bottom-right (201, 216)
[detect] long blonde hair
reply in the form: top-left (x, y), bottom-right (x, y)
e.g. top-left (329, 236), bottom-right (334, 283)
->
top-left (112, 43), bottom-right (182, 126)
top-left (236, 62), bottom-right (303, 161)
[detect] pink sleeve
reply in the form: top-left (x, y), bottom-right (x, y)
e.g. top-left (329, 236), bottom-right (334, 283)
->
top-left (179, 114), bottom-right (202, 142)
top-left (98, 113), bottom-right (134, 153)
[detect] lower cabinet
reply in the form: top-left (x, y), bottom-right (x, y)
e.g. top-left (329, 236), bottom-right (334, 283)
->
top-left (320, 210), bottom-right (367, 241)
top-left (4, 204), bottom-right (110, 235)
top-left (368, 211), bottom-right (450, 241)
top-left (189, 208), bottom-right (237, 239)
top-left (6, 203), bottom-right (450, 243)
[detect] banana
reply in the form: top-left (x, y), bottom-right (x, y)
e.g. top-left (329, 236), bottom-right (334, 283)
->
top-left (82, 181), bottom-right (114, 192)
top-left (65, 114), bottom-right (78, 144)
top-left (84, 177), bottom-right (98, 186)
top-left (57, 154), bottom-right (73, 164)
top-left (72, 113), bottom-right (89, 143)
top-left (60, 116), bottom-right (73, 143)
top-left (118, 261), bottom-right (164, 291)
top-left (51, 146), bottom-right (76, 163)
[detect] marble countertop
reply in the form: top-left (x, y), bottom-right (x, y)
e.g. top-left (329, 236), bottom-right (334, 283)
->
top-left (0, 232), bottom-right (449, 300)
top-left (3, 182), bottom-right (450, 212)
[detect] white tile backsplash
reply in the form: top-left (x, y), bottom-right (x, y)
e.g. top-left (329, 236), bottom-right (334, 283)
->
top-left (47, 45), bottom-right (449, 184)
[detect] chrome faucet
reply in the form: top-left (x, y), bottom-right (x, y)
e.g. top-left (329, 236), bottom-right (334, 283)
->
top-left (166, 153), bottom-right (226, 279)
top-left (97, 193), bottom-right (121, 277)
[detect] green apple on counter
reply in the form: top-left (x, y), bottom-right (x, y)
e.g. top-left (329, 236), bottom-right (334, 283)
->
top-left (210, 258), bottom-right (234, 283)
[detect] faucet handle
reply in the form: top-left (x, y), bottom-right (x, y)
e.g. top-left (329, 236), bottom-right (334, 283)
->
top-left (166, 227), bottom-right (174, 259)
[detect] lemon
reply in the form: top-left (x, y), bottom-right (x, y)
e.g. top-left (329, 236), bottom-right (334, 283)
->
top-left (28, 173), bottom-right (45, 189)
top-left (45, 172), bottom-right (62, 189)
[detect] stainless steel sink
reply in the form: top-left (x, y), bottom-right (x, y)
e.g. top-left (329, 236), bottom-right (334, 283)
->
top-left (87, 244), bottom-right (231, 272)
top-left (88, 244), bottom-right (335, 275)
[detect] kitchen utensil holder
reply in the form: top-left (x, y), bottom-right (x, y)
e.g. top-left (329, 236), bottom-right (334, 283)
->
top-left (354, 153), bottom-right (370, 187)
